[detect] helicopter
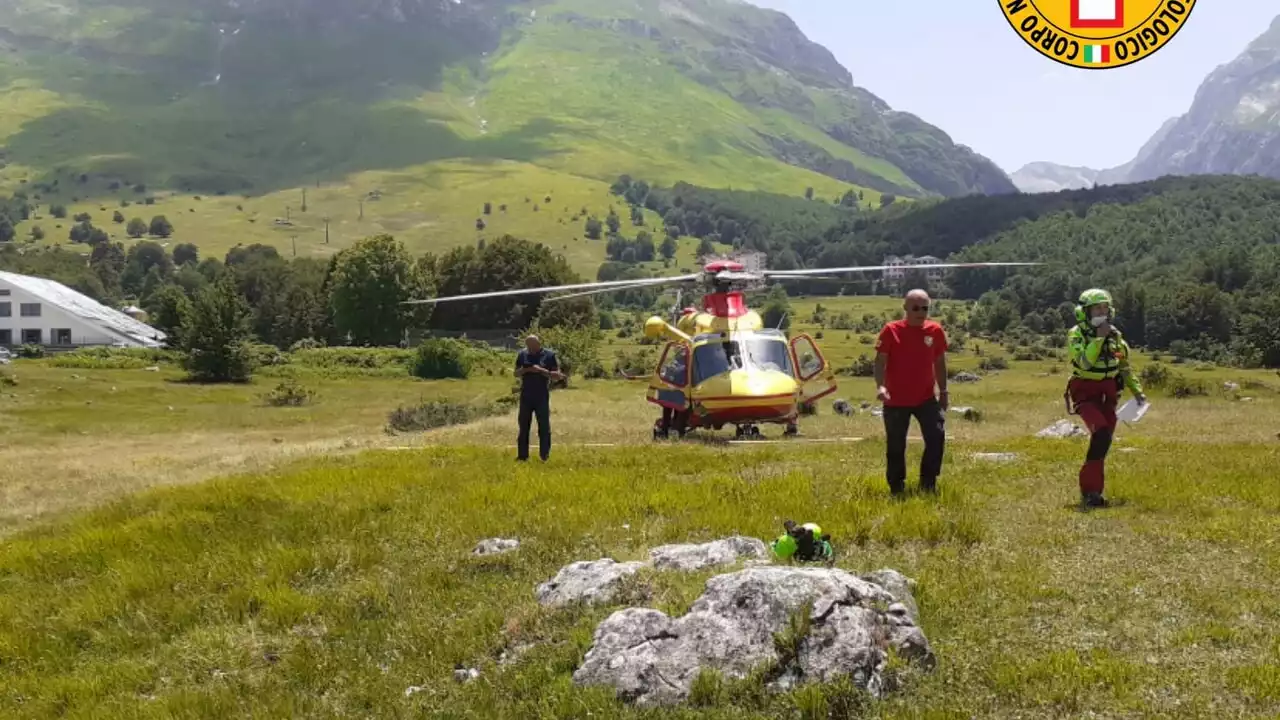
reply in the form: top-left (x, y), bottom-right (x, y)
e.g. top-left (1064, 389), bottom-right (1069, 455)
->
top-left (403, 258), bottom-right (1041, 440)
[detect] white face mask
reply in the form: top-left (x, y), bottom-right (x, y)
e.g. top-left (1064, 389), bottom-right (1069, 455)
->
top-left (1090, 315), bottom-right (1108, 327)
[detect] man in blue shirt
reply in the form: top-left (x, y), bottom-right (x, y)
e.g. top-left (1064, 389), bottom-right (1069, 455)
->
top-left (514, 334), bottom-right (563, 462)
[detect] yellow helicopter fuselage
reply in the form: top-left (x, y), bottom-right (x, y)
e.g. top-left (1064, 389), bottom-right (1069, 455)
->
top-left (643, 296), bottom-right (837, 431)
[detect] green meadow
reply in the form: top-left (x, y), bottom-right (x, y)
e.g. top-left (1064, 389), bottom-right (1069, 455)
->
top-left (3, 323), bottom-right (1280, 718)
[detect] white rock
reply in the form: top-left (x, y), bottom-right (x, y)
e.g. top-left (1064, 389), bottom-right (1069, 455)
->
top-left (648, 536), bottom-right (768, 572)
top-left (572, 566), bottom-right (933, 706)
top-left (472, 537), bottom-right (519, 556)
top-left (1036, 419), bottom-right (1087, 438)
top-left (536, 558), bottom-right (646, 607)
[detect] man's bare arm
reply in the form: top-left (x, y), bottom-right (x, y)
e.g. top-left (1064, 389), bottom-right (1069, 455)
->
top-left (934, 354), bottom-right (947, 393)
top-left (874, 352), bottom-right (890, 401)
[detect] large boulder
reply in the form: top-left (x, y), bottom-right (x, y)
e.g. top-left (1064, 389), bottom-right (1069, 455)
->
top-left (572, 566), bottom-right (933, 705)
top-left (648, 536), bottom-right (769, 572)
top-left (535, 558), bottom-right (646, 608)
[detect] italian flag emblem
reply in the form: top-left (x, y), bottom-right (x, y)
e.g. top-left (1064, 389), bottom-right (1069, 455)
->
top-left (1083, 44), bottom-right (1111, 64)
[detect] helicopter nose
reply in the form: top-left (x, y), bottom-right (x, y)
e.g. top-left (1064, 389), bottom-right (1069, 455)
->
top-left (730, 368), bottom-right (798, 398)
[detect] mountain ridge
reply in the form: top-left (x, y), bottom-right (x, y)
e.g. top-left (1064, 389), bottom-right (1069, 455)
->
top-left (1012, 14), bottom-right (1280, 194)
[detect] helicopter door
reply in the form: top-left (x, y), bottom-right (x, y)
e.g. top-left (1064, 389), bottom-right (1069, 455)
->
top-left (648, 342), bottom-right (691, 410)
top-left (790, 334), bottom-right (837, 405)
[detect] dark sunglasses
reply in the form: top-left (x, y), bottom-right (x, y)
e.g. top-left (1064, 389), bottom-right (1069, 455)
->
top-left (908, 304), bottom-right (930, 312)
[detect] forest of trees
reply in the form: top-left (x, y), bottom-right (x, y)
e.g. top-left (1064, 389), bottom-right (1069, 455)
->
top-left (0, 231), bottom-right (596, 355)
top-left (7, 173), bottom-right (1280, 368)
top-left (604, 174), bottom-right (1280, 367)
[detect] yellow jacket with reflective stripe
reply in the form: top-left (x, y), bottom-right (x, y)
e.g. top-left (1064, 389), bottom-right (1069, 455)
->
top-left (1067, 324), bottom-right (1143, 395)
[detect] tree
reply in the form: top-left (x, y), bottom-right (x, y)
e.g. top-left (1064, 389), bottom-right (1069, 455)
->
top-left (584, 216), bottom-right (603, 240)
top-left (149, 215), bottom-right (174, 238)
top-left (49, 204), bottom-right (67, 219)
top-left (483, 202), bottom-right (492, 215)
top-left (880, 194), bottom-right (897, 208)
top-left (146, 284), bottom-right (191, 348)
top-left (430, 235), bottom-right (579, 331)
top-left (173, 243), bottom-right (199, 267)
top-left (112, 210), bottom-right (125, 224)
top-left (805, 187), bottom-right (814, 200)
top-left (180, 274), bottom-right (255, 383)
top-left (535, 295), bottom-right (597, 329)
top-left (29, 226), bottom-right (44, 241)
top-left (660, 235), bottom-right (678, 260)
top-left (630, 206), bottom-right (644, 226)
top-left (127, 218), bottom-right (147, 238)
top-left (696, 237), bottom-right (715, 258)
top-left (0, 217), bottom-right (12, 244)
top-left (327, 234), bottom-right (430, 346)
top-left (761, 284), bottom-right (791, 330)
top-left (606, 209), bottom-right (621, 234)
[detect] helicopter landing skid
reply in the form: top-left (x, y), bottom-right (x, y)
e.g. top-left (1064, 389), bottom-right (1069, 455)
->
top-left (733, 424), bottom-right (765, 440)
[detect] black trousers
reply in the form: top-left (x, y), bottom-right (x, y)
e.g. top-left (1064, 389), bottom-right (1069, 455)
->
top-left (517, 396), bottom-right (551, 461)
top-left (883, 398), bottom-right (946, 492)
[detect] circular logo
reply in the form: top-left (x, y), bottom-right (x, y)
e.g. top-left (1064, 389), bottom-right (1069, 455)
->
top-left (998, 0), bottom-right (1196, 70)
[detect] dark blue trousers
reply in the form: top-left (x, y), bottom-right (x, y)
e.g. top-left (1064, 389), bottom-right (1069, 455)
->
top-left (517, 396), bottom-right (551, 461)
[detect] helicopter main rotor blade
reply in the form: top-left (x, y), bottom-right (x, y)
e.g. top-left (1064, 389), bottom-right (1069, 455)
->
top-left (541, 281), bottom-right (675, 302)
top-left (761, 262), bottom-right (1043, 278)
top-left (401, 274), bottom-right (699, 305)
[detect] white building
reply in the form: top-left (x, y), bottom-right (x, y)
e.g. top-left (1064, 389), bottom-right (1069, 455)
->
top-left (883, 254), bottom-right (944, 283)
top-left (0, 270), bottom-right (166, 349)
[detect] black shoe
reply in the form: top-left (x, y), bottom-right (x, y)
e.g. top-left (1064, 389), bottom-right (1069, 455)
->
top-left (889, 481), bottom-right (906, 498)
top-left (919, 481), bottom-right (938, 495)
top-left (1081, 492), bottom-right (1109, 508)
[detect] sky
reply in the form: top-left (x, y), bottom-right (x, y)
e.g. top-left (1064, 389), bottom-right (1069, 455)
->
top-left (748, 1), bottom-right (1278, 172)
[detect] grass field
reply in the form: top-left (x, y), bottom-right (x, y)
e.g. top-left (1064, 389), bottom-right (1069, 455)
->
top-left (3, 328), bottom-right (1280, 717)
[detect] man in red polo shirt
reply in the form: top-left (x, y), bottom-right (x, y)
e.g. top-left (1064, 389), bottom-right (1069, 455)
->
top-left (874, 289), bottom-right (949, 496)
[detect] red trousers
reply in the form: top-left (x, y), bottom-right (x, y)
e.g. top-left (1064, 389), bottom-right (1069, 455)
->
top-left (1068, 377), bottom-right (1117, 495)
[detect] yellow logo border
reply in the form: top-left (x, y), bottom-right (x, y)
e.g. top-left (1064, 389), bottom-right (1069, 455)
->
top-left (998, 0), bottom-right (1197, 70)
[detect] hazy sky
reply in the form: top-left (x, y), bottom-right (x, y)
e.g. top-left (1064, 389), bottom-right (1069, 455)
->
top-left (748, 1), bottom-right (1278, 172)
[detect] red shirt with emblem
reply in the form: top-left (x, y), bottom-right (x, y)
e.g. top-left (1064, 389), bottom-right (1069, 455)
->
top-left (875, 320), bottom-right (948, 407)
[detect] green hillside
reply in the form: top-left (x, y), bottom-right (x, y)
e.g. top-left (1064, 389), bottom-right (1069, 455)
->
top-left (0, 0), bottom-right (1013, 274)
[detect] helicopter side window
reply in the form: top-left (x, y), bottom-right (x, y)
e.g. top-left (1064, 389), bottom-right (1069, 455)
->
top-left (659, 344), bottom-right (690, 386)
top-left (792, 335), bottom-right (824, 380)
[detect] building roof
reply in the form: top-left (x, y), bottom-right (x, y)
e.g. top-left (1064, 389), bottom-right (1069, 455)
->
top-left (0, 270), bottom-right (166, 347)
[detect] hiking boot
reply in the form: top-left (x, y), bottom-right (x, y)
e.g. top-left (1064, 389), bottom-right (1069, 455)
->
top-left (920, 479), bottom-right (938, 495)
top-left (1081, 492), bottom-right (1109, 509)
top-left (888, 480), bottom-right (906, 498)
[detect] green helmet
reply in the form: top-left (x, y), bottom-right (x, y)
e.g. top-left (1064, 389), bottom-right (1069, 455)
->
top-left (1079, 288), bottom-right (1113, 307)
top-left (1074, 288), bottom-right (1115, 325)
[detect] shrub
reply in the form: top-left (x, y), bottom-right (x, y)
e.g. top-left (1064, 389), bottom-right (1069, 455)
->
top-left (0, 368), bottom-right (15, 387)
top-left (48, 347), bottom-right (177, 369)
top-left (411, 338), bottom-right (472, 380)
top-left (1139, 363), bottom-right (1171, 389)
top-left (289, 338), bottom-right (325, 352)
top-left (838, 354), bottom-right (875, 378)
top-left (386, 400), bottom-right (506, 433)
top-left (1168, 374), bottom-right (1209, 398)
top-left (261, 378), bottom-right (315, 407)
top-left (978, 356), bottom-right (1009, 372)
top-left (613, 348), bottom-right (657, 377)
top-left (248, 343), bottom-right (290, 367)
top-left (17, 344), bottom-right (44, 359)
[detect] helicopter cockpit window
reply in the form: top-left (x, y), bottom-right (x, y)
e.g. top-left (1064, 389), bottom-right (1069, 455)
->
top-left (659, 344), bottom-right (690, 386)
top-left (692, 336), bottom-right (793, 384)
